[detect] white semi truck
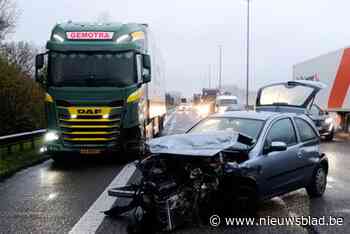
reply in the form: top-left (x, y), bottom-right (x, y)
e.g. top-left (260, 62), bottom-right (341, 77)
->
top-left (293, 47), bottom-right (350, 132)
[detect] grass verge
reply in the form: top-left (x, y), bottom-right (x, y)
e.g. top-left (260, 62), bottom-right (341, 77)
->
top-left (0, 140), bottom-right (48, 180)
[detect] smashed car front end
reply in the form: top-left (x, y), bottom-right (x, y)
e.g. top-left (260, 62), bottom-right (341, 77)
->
top-left (105, 131), bottom-right (256, 232)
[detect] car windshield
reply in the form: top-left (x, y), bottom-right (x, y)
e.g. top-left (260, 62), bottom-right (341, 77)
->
top-left (49, 51), bottom-right (136, 87)
top-left (217, 99), bottom-right (238, 106)
top-left (189, 117), bottom-right (264, 139)
top-left (259, 84), bottom-right (314, 106)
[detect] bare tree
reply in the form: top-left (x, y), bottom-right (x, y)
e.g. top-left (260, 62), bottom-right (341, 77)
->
top-left (0, 0), bottom-right (19, 40)
top-left (1, 41), bottom-right (38, 76)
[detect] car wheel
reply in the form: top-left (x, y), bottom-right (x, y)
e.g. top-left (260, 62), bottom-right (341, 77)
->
top-left (306, 166), bottom-right (327, 198)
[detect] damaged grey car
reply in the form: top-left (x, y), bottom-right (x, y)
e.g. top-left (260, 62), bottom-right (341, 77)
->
top-left (105, 111), bottom-right (328, 233)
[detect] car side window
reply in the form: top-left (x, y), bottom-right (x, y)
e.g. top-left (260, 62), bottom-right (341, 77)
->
top-left (295, 118), bottom-right (318, 142)
top-left (265, 118), bottom-right (297, 146)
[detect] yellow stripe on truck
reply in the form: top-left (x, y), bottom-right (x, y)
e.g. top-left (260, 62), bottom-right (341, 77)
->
top-left (127, 88), bottom-right (144, 103)
top-left (45, 93), bottom-right (54, 103)
top-left (59, 118), bottom-right (119, 122)
top-left (63, 131), bottom-right (118, 135)
top-left (63, 138), bottom-right (115, 141)
top-left (60, 124), bottom-right (119, 128)
top-left (66, 107), bottom-right (112, 116)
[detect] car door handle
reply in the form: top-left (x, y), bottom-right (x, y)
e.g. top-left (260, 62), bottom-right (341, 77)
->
top-left (297, 151), bottom-right (303, 158)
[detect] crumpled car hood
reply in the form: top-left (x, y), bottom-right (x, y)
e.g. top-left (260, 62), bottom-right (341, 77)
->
top-left (147, 130), bottom-right (249, 157)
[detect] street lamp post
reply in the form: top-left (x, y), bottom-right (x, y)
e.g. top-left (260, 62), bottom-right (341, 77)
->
top-left (246, 0), bottom-right (251, 108)
top-left (218, 45), bottom-right (222, 91)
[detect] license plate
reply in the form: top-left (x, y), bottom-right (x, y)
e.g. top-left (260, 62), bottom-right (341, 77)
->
top-left (80, 149), bottom-right (101, 155)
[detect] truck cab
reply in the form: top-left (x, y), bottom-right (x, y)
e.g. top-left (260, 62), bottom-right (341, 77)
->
top-left (35, 22), bottom-right (166, 161)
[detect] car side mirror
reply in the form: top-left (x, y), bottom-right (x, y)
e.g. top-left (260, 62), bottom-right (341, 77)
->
top-left (269, 141), bottom-right (287, 152)
top-left (142, 54), bottom-right (151, 83)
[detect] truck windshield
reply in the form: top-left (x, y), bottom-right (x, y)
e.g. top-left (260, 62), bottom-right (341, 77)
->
top-left (49, 51), bottom-right (136, 87)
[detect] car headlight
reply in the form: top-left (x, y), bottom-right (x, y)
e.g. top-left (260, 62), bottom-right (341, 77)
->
top-left (44, 131), bottom-right (59, 142)
top-left (325, 117), bottom-right (333, 124)
top-left (115, 31), bottom-right (145, 44)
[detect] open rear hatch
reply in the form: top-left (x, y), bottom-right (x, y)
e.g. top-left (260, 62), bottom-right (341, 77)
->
top-left (256, 80), bottom-right (326, 113)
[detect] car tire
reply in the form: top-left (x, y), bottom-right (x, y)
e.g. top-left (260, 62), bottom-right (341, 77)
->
top-left (306, 166), bottom-right (327, 198)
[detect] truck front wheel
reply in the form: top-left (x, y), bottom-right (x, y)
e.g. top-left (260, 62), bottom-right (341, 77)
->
top-left (122, 126), bottom-right (146, 160)
top-left (51, 154), bottom-right (71, 164)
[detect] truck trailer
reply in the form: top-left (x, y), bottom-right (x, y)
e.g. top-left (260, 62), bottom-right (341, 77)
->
top-left (293, 47), bottom-right (350, 132)
top-left (35, 22), bottom-right (166, 162)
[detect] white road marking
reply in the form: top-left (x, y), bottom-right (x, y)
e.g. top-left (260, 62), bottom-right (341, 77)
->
top-left (69, 163), bottom-right (136, 234)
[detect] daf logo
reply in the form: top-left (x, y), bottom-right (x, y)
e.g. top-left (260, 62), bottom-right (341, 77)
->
top-left (77, 109), bottom-right (102, 115)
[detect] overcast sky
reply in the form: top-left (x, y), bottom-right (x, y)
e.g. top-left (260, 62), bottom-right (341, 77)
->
top-left (11, 0), bottom-right (350, 96)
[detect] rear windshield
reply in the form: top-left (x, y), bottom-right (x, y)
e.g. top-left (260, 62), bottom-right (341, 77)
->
top-left (259, 84), bottom-right (314, 106)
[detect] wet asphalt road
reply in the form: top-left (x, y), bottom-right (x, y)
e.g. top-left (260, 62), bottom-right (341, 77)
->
top-left (0, 109), bottom-right (350, 234)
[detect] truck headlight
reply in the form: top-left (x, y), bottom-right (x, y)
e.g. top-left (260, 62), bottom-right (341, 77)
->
top-left (325, 117), bottom-right (333, 124)
top-left (44, 131), bottom-right (59, 142)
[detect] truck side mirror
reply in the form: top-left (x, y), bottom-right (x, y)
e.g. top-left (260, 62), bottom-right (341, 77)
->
top-left (142, 54), bottom-right (151, 83)
top-left (35, 54), bottom-right (44, 70)
top-left (35, 53), bottom-right (47, 88)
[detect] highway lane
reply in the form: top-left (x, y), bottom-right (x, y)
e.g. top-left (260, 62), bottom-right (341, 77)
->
top-left (0, 157), bottom-right (124, 233)
top-left (1, 109), bottom-right (350, 233)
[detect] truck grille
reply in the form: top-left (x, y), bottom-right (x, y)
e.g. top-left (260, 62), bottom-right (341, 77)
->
top-left (57, 106), bottom-right (123, 146)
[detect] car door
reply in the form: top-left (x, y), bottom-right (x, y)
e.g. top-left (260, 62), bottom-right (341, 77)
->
top-left (293, 117), bottom-right (321, 185)
top-left (258, 117), bottom-right (303, 198)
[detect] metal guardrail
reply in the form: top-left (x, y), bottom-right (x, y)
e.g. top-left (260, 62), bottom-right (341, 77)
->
top-left (0, 129), bottom-right (46, 158)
